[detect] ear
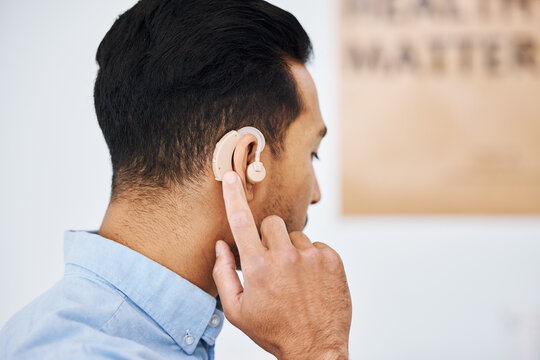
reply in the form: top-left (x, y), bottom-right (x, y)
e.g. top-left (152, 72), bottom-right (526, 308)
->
top-left (232, 133), bottom-right (258, 201)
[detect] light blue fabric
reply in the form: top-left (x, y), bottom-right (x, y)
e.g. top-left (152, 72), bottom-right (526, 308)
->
top-left (0, 230), bottom-right (224, 360)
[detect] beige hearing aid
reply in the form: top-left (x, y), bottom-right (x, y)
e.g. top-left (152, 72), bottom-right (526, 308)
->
top-left (212, 126), bottom-right (267, 184)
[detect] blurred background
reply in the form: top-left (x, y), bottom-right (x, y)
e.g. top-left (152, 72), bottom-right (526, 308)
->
top-left (1, 1), bottom-right (539, 359)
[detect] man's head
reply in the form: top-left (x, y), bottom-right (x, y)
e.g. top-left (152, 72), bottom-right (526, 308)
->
top-left (95, 0), bottom-right (326, 237)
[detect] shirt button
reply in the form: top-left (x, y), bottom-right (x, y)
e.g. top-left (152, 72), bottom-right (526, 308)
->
top-left (209, 314), bottom-right (221, 328)
top-left (184, 333), bottom-right (194, 345)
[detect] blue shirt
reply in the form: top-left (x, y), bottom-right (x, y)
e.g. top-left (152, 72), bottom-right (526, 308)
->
top-left (0, 230), bottom-right (225, 360)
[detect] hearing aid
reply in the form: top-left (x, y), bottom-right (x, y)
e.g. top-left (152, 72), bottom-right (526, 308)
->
top-left (212, 126), bottom-right (267, 184)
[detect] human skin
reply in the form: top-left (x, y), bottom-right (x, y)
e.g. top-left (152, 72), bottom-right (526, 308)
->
top-left (98, 59), bottom-right (352, 358)
top-left (214, 171), bottom-right (352, 359)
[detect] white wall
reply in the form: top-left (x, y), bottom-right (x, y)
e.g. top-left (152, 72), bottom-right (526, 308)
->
top-left (1, 1), bottom-right (539, 359)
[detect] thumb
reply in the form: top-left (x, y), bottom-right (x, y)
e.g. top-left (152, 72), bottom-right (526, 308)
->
top-left (212, 240), bottom-right (243, 323)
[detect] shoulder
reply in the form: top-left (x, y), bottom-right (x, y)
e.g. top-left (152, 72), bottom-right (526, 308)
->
top-left (0, 272), bottom-right (209, 360)
top-left (4, 268), bottom-right (127, 328)
top-left (0, 271), bottom-right (128, 359)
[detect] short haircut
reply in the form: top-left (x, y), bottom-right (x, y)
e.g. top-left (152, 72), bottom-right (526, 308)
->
top-left (94, 0), bottom-right (313, 199)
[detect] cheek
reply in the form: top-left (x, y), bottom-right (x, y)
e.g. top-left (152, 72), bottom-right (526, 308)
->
top-left (261, 167), bottom-right (307, 228)
top-left (292, 164), bottom-right (316, 207)
top-left (264, 155), bottom-right (315, 219)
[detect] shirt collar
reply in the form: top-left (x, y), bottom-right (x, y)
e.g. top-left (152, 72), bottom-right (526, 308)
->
top-left (63, 230), bottom-right (224, 354)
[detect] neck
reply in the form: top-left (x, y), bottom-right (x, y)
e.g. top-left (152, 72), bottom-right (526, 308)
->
top-left (98, 184), bottom-right (225, 298)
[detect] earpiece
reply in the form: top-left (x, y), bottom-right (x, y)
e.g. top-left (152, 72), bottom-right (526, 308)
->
top-left (212, 126), bottom-right (267, 184)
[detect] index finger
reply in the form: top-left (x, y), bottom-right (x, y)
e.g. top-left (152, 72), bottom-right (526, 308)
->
top-left (222, 171), bottom-right (265, 257)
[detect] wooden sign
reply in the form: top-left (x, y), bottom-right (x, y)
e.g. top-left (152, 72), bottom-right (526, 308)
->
top-left (339, 0), bottom-right (540, 214)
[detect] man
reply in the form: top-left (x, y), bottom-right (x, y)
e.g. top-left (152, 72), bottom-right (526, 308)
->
top-left (0, 0), bottom-right (352, 359)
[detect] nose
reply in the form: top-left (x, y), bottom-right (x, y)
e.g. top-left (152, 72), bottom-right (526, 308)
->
top-left (310, 177), bottom-right (321, 205)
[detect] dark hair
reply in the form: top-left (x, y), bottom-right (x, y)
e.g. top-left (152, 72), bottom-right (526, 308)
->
top-left (94, 0), bottom-right (313, 199)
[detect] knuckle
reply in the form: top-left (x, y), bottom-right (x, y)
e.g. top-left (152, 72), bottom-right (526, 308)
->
top-left (303, 247), bottom-right (321, 262)
top-left (244, 254), bottom-right (267, 274)
top-left (301, 249), bottom-right (323, 268)
top-left (244, 257), bottom-right (270, 283)
top-left (278, 249), bottom-right (300, 266)
top-left (323, 248), bottom-right (343, 267)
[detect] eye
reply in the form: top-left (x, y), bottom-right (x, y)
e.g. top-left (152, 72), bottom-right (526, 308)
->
top-left (311, 152), bottom-right (320, 161)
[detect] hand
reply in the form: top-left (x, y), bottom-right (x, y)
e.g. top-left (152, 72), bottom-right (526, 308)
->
top-left (212, 171), bottom-right (352, 360)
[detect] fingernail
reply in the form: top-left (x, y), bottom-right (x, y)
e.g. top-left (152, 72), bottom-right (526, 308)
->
top-left (224, 172), bottom-right (237, 184)
top-left (215, 241), bottom-right (223, 257)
